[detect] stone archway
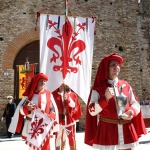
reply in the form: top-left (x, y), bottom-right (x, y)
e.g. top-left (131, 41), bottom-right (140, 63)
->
top-left (13, 40), bottom-right (40, 103)
top-left (2, 28), bottom-right (39, 69)
top-left (1, 28), bottom-right (39, 102)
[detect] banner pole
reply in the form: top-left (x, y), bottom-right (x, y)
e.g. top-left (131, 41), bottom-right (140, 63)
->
top-left (65, 0), bottom-right (69, 19)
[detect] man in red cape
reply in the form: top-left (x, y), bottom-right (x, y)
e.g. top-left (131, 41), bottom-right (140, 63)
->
top-left (9, 73), bottom-right (58, 150)
top-left (53, 84), bottom-right (82, 150)
top-left (84, 53), bottom-right (146, 150)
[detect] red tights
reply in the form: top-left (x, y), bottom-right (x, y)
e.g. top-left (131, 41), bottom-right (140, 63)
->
top-left (66, 125), bottom-right (76, 146)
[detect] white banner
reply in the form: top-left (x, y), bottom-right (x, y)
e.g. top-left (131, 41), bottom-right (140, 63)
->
top-left (40, 14), bottom-right (95, 103)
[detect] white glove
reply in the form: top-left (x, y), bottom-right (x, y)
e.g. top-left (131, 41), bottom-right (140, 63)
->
top-left (1, 117), bottom-right (4, 122)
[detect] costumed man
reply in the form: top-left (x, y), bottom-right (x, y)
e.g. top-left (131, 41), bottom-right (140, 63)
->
top-left (8, 73), bottom-right (58, 150)
top-left (52, 84), bottom-right (82, 150)
top-left (1, 95), bottom-right (16, 138)
top-left (84, 53), bottom-right (147, 150)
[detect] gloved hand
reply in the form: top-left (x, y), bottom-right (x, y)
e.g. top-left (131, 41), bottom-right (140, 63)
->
top-left (1, 117), bottom-right (4, 122)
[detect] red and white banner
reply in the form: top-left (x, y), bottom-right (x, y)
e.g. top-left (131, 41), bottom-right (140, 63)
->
top-left (40, 14), bottom-right (95, 103)
top-left (26, 109), bottom-right (55, 150)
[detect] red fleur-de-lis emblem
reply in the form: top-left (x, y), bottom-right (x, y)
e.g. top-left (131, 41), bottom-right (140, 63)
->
top-left (47, 19), bottom-right (86, 78)
top-left (89, 103), bottom-right (95, 112)
top-left (28, 115), bottom-right (48, 139)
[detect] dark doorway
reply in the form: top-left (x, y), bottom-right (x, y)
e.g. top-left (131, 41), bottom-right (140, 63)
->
top-left (13, 40), bottom-right (39, 104)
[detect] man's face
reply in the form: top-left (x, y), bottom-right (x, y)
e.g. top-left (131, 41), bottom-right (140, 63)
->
top-left (59, 84), bottom-right (65, 92)
top-left (65, 85), bottom-right (71, 92)
top-left (108, 60), bottom-right (120, 80)
top-left (58, 84), bottom-right (70, 93)
top-left (36, 78), bottom-right (47, 91)
top-left (8, 98), bottom-right (13, 103)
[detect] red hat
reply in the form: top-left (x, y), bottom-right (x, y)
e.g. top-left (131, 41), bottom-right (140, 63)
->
top-left (108, 53), bottom-right (123, 65)
top-left (23, 73), bottom-right (48, 100)
top-left (93, 53), bottom-right (123, 92)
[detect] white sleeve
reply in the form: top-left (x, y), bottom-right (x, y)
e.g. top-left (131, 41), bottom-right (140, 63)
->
top-left (68, 97), bottom-right (75, 108)
top-left (88, 90), bottom-right (103, 116)
top-left (89, 90), bottom-right (100, 103)
top-left (128, 87), bottom-right (140, 115)
top-left (50, 94), bottom-right (59, 132)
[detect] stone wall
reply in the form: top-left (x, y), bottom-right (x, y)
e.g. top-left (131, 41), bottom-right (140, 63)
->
top-left (0, 0), bottom-right (150, 134)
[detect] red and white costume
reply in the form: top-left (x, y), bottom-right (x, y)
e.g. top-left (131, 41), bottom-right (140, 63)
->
top-left (9, 73), bottom-right (58, 150)
top-left (21, 90), bottom-right (57, 138)
top-left (84, 53), bottom-right (146, 150)
top-left (53, 90), bottom-right (82, 148)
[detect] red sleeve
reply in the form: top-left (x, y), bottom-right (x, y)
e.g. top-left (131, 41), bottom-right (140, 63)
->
top-left (22, 105), bottom-right (31, 115)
